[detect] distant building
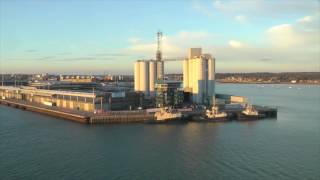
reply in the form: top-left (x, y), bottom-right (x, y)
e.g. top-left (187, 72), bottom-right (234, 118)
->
top-left (106, 91), bottom-right (141, 110)
top-left (155, 81), bottom-right (184, 108)
top-left (59, 75), bottom-right (93, 83)
top-left (183, 48), bottom-right (215, 105)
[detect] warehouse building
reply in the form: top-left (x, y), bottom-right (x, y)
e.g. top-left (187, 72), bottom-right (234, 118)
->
top-left (0, 86), bottom-right (104, 112)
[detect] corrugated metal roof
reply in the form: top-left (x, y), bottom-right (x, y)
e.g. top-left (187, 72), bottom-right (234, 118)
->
top-left (0, 86), bottom-right (96, 98)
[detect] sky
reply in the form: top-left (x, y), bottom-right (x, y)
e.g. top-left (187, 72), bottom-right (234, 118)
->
top-left (0, 0), bottom-right (319, 74)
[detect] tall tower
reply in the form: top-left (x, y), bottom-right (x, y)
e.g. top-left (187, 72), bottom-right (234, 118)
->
top-left (183, 48), bottom-right (216, 105)
top-left (156, 31), bottom-right (164, 81)
top-left (156, 31), bottom-right (162, 61)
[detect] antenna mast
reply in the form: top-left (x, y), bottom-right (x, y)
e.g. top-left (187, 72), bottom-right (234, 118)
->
top-left (156, 31), bottom-right (162, 61)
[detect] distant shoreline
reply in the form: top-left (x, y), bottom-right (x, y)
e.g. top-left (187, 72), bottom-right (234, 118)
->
top-left (216, 81), bottom-right (320, 85)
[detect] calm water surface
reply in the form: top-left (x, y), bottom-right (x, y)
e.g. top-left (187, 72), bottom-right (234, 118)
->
top-left (1, 84), bottom-right (319, 180)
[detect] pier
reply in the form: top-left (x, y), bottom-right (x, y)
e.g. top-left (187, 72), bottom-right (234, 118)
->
top-left (90, 111), bottom-right (154, 124)
top-left (1, 99), bottom-right (277, 124)
top-left (0, 99), bottom-right (154, 124)
top-left (0, 99), bottom-right (90, 123)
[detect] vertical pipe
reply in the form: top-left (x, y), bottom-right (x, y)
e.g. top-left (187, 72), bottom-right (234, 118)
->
top-left (100, 97), bottom-right (103, 111)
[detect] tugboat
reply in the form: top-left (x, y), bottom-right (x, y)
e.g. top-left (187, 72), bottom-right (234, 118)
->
top-left (205, 106), bottom-right (228, 122)
top-left (146, 107), bottom-right (182, 124)
top-left (193, 106), bottom-right (228, 122)
top-left (238, 104), bottom-right (265, 120)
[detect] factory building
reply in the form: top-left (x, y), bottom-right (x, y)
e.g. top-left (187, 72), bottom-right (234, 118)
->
top-left (134, 60), bottom-right (164, 96)
top-left (0, 86), bottom-right (104, 112)
top-left (183, 48), bottom-right (216, 105)
top-left (155, 81), bottom-right (184, 108)
top-left (59, 75), bottom-right (93, 83)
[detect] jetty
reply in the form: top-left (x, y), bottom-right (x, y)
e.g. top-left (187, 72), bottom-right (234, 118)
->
top-left (0, 99), bottom-right (155, 124)
top-left (1, 98), bottom-right (277, 124)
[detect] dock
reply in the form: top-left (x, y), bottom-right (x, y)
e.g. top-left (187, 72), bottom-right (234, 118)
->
top-left (0, 99), bottom-right (90, 123)
top-left (0, 99), bottom-right (153, 124)
top-left (90, 111), bottom-right (154, 124)
top-left (1, 99), bottom-right (277, 124)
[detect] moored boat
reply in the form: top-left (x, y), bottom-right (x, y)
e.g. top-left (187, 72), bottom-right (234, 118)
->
top-left (194, 106), bottom-right (228, 122)
top-left (238, 104), bottom-right (266, 120)
top-left (145, 107), bottom-right (182, 124)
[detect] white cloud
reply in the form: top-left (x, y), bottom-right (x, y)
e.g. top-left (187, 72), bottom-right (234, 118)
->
top-left (229, 40), bottom-right (245, 48)
top-left (128, 38), bottom-right (141, 44)
top-left (192, 0), bottom-right (213, 17)
top-left (297, 16), bottom-right (313, 23)
top-left (266, 14), bottom-right (319, 48)
top-left (234, 15), bottom-right (248, 23)
top-left (127, 23), bottom-right (319, 72)
top-left (213, 0), bottom-right (319, 17)
top-left (127, 31), bottom-right (214, 58)
top-left (266, 24), bottom-right (300, 48)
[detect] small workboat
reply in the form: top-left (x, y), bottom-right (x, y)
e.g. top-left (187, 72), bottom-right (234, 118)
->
top-left (238, 104), bottom-right (265, 120)
top-left (194, 106), bottom-right (228, 122)
top-left (145, 107), bottom-right (182, 124)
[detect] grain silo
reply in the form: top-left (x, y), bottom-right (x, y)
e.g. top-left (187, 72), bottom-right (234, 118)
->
top-left (149, 60), bottom-right (157, 95)
top-left (134, 61), bottom-right (140, 91)
top-left (183, 59), bottom-right (189, 89)
top-left (183, 48), bottom-right (216, 105)
top-left (139, 61), bottom-right (150, 95)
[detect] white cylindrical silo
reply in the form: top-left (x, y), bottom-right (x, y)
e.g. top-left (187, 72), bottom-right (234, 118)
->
top-left (188, 59), bottom-right (193, 90)
top-left (197, 58), bottom-right (205, 103)
top-left (134, 61), bottom-right (140, 91)
top-left (183, 59), bottom-right (189, 89)
top-left (139, 61), bottom-right (149, 95)
top-left (208, 58), bottom-right (215, 80)
top-left (149, 60), bottom-right (156, 95)
top-left (192, 59), bottom-right (199, 103)
top-left (208, 58), bottom-right (216, 105)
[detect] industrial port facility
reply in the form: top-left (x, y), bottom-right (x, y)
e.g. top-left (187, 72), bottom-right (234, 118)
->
top-left (0, 32), bottom-right (277, 123)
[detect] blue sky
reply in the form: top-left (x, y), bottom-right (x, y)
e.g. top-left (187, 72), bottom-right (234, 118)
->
top-left (1, 0), bottom-right (319, 74)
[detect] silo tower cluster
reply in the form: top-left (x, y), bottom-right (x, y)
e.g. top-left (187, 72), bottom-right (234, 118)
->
top-left (134, 31), bottom-right (164, 96)
top-left (183, 48), bottom-right (216, 105)
top-left (134, 60), bottom-right (163, 96)
top-left (133, 32), bottom-right (216, 105)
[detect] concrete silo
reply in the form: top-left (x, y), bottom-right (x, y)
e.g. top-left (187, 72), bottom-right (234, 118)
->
top-left (208, 58), bottom-right (216, 104)
top-left (182, 48), bottom-right (216, 105)
top-left (134, 61), bottom-right (140, 91)
top-left (188, 59), bottom-right (194, 91)
top-left (183, 59), bottom-right (189, 89)
top-left (139, 61), bottom-right (150, 95)
top-left (149, 60), bottom-right (157, 95)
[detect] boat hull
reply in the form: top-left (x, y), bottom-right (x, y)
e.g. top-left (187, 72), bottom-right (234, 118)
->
top-left (237, 113), bottom-right (266, 121)
top-left (192, 116), bottom-right (228, 122)
top-left (144, 117), bottom-right (183, 124)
